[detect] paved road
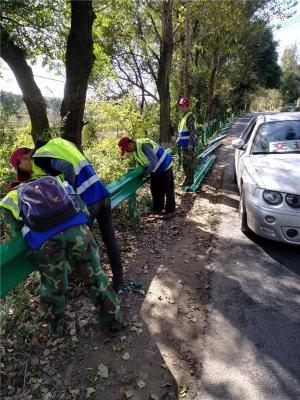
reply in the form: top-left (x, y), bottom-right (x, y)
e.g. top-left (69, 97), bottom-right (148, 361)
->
top-left (197, 115), bottom-right (300, 400)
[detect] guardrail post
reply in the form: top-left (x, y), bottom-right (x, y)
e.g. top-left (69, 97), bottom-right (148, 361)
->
top-left (128, 193), bottom-right (137, 219)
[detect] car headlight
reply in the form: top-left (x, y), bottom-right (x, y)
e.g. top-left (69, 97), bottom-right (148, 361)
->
top-left (263, 190), bottom-right (283, 205)
top-left (286, 194), bottom-right (300, 208)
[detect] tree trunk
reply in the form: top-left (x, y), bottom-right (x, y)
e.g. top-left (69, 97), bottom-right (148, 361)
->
top-left (60, 0), bottom-right (95, 148)
top-left (1, 29), bottom-right (50, 144)
top-left (157, 0), bottom-right (174, 146)
top-left (182, 0), bottom-right (191, 98)
top-left (205, 59), bottom-right (217, 124)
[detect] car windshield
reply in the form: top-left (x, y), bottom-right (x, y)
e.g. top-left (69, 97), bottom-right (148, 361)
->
top-left (252, 120), bottom-right (300, 154)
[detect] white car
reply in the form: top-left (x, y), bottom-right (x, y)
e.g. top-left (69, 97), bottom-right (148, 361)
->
top-left (232, 113), bottom-right (300, 244)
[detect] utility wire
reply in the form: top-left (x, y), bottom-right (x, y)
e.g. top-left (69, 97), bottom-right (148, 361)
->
top-left (0, 66), bottom-right (65, 83)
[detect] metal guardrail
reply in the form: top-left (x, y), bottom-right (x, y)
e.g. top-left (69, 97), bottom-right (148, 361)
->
top-left (189, 155), bottom-right (216, 192)
top-left (180, 115), bottom-right (234, 192)
top-left (198, 141), bottom-right (222, 159)
top-left (0, 114), bottom-right (236, 298)
top-left (0, 166), bottom-right (146, 298)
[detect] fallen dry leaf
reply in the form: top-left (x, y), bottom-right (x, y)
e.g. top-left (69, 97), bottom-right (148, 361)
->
top-left (125, 389), bottom-right (135, 398)
top-left (112, 345), bottom-right (123, 352)
top-left (85, 387), bottom-right (96, 399)
top-left (137, 379), bottom-right (146, 388)
top-left (97, 363), bottom-right (108, 378)
top-left (122, 352), bottom-right (130, 360)
top-left (69, 388), bottom-right (80, 398)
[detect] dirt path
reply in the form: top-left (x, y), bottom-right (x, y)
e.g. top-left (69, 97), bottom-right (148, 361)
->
top-left (1, 147), bottom-right (227, 400)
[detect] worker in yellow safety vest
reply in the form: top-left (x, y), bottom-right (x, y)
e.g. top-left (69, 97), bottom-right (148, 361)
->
top-left (176, 97), bottom-right (198, 188)
top-left (118, 137), bottom-right (176, 220)
top-left (10, 139), bottom-right (124, 293)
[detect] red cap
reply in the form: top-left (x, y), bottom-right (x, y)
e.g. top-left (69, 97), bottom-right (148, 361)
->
top-left (118, 137), bottom-right (131, 156)
top-left (6, 181), bottom-right (22, 193)
top-left (179, 97), bottom-right (189, 107)
top-left (10, 147), bottom-right (32, 182)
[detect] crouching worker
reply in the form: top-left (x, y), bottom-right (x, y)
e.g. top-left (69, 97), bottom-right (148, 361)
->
top-left (0, 177), bottom-right (123, 337)
top-left (118, 137), bottom-right (176, 220)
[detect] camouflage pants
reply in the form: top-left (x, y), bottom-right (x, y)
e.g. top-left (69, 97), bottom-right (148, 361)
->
top-left (182, 147), bottom-right (195, 186)
top-left (34, 224), bottom-right (120, 328)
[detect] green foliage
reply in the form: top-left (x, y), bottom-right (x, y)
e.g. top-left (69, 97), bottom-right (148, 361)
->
top-left (250, 88), bottom-right (283, 111)
top-left (0, 127), bottom-right (33, 198)
top-left (280, 45), bottom-right (300, 103)
top-left (281, 44), bottom-right (300, 74)
top-left (1, 0), bottom-right (67, 64)
top-left (280, 72), bottom-right (300, 103)
top-left (83, 137), bottom-right (134, 185)
top-left (0, 273), bottom-right (40, 339)
top-left (85, 96), bottom-right (160, 140)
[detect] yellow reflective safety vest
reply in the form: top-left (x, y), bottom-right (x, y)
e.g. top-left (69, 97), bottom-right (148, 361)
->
top-left (0, 188), bottom-right (21, 220)
top-left (0, 177), bottom-right (88, 250)
top-left (31, 138), bottom-right (109, 205)
top-left (134, 138), bottom-right (172, 175)
top-left (177, 112), bottom-right (198, 147)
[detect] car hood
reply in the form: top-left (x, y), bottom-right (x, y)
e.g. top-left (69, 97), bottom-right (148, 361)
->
top-left (249, 154), bottom-right (300, 195)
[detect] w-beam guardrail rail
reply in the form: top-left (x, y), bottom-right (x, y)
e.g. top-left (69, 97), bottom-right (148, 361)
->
top-left (179, 114), bottom-right (234, 192)
top-left (0, 166), bottom-right (145, 298)
top-left (0, 114), bottom-right (236, 298)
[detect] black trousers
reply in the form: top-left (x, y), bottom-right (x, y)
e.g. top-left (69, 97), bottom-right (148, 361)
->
top-left (150, 168), bottom-right (176, 214)
top-left (88, 196), bottom-right (123, 292)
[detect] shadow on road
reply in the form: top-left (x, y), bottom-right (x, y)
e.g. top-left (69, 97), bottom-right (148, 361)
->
top-left (245, 231), bottom-right (300, 277)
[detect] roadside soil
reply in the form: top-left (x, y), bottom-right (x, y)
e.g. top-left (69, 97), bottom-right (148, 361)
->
top-left (1, 150), bottom-right (227, 400)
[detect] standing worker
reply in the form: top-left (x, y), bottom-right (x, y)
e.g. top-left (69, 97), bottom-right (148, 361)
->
top-left (118, 137), bottom-right (176, 220)
top-left (10, 139), bottom-right (124, 293)
top-left (176, 97), bottom-right (198, 188)
top-left (0, 177), bottom-right (123, 336)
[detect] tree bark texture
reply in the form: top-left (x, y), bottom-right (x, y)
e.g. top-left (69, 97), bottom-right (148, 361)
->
top-left (157, 0), bottom-right (173, 145)
top-left (205, 58), bottom-right (218, 123)
top-left (1, 29), bottom-right (50, 144)
top-left (60, 0), bottom-right (95, 148)
top-left (182, 0), bottom-right (191, 98)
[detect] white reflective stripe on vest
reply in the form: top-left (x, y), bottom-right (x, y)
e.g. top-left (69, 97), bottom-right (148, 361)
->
top-left (76, 175), bottom-right (99, 195)
top-left (32, 151), bottom-right (53, 158)
top-left (153, 149), bottom-right (168, 172)
top-left (74, 160), bottom-right (90, 175)
top-left (178, 135), bottom-right (190, 139)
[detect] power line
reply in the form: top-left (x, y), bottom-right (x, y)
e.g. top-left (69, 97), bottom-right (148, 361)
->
top-left (278, 16), bottom-right (300, 30)
top-left (0, 67), bottom-right (65, 83)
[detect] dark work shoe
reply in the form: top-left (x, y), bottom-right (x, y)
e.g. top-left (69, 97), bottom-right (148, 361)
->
top-left (118, 283), bottom-right (130, 295)
top-left (160, 212), bottom-right (176, 221)
top-left (49, 321), bottom-right (65, 337)
top-left (108, 320), bottom-right (126, 333)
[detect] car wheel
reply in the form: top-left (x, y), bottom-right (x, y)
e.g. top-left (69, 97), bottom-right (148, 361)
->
top-left (239, 187), bottom-right (249, 233)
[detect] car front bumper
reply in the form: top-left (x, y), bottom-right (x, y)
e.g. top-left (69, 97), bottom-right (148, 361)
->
top-left (246, 200), bottom-right (300, 244)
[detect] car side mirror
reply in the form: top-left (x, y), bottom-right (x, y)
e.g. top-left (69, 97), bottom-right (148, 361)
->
top-left (232, 138), bottom-right (245, 150)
